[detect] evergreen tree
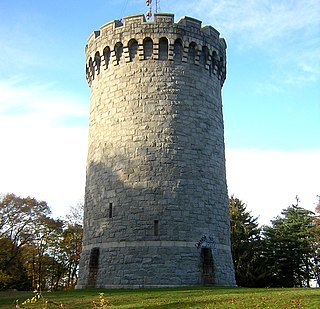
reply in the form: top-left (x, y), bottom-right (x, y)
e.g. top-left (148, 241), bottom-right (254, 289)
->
top-left (263, 197), bottom-right (315, 287)
top-left (229, 196), bottom-right (266, 287)
top-left (312, 196), bottom-right (320, 286)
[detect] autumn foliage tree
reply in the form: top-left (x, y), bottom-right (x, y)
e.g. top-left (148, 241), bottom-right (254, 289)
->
top-left (61, 204), bottom-right (83, 288)
top-left (0, 194), bottom-right (50, 290)
top-left (0, 193), bottom-right (83, 290)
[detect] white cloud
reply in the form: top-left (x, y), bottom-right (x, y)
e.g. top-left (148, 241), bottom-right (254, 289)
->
top-left (171, 0), bottom-right (320, 84)
top-left (0, 79), bottom-right (88, 217)
top-left (0, 125), bottom-right (88, 217)
top-left (0, 77), bottom-right (88, 122)
top-left (173, 0), bottom-right (320, 42)
top-left (226, 148), bottom-right (320, 225)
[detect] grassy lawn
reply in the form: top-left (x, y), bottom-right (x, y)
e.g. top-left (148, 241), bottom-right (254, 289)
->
top-left (0, 287), bottom-right (319, 308)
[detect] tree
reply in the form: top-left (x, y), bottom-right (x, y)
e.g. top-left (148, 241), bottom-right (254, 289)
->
top-left (65, 202), bottom-right (83, 226)
top-left (0, 194), bottom-right (84, 290)
top-left (263, 197), bottom-right (315, 287)
top-left (0, 193), bottom-right (50, 251)
top-left (60, 223), bottom-right (83, 288)
top-left (312, 196), bottom-right (320, 286)
top-left (229, 196), bottom-right (266, 287)
top-left (0, 237), bottom-right (31, 290)
top-left (62, 203), bottom-right (83, 288)
top-left (25, 216), bottom-right (65, 290)
top-left (0, 193), bottom-right (51, 290)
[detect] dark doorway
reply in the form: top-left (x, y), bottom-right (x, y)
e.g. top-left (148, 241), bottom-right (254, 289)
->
top-left (87, 247), bottom-right (100, 287)
top-left (200, 248), bottom-right (215, 285)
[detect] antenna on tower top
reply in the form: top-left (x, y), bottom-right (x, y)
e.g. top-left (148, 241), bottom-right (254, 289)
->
top-left (145, 0), bottom-right (160, 20)
top-left (155, 0), bottom-right (160, 12)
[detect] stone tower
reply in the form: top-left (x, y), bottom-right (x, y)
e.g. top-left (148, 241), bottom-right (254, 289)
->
top-left (77, 13), bottom-right (235, 288)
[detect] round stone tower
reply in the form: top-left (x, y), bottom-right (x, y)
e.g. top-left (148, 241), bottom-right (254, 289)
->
top-left (77, 13), bottom-right (235, 288)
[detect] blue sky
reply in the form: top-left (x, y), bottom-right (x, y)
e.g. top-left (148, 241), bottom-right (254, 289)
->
top-left (0, 0), bottom-right (319, 224)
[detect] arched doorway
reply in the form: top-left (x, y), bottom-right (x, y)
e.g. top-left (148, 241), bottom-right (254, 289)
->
top-left (200, 247), bottom-right (214, 284)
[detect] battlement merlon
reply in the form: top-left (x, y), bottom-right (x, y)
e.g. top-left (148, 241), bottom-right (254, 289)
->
top-left (177, 16), bottom-right (202, 29)
top-left (154, 13), bottom-right (175, 24)
top-left (85, 13), bottom-right (226, 51)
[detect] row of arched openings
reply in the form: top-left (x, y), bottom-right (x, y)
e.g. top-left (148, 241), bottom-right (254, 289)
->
top-left (87, 37), bottom-right (224, 82)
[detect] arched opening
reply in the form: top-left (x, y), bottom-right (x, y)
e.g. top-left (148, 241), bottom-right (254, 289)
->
top-left (211, 51), bottom-right (218, 74)
top-left (94, 51), bottom-right (101, 75)
top-left (188, 42), bottom-right (197, 64)
top-left (143, 37), bottom-right (153, 60)
top-left (87, 247), bottom-right (100, 287)
top-left (89, 57), bottom-right (94, 80)
top-left (173, 38), bottom-right (183, 63)
top-left (158, 37), bottom-right (168, 60)
top-left (200, 248), bottom-right (215, 285)
top-left (103, 46), bottom-right (111, 69)
top-left (114, 42), bottom-right (123, 65)
top-left (218, 56), bottom-right (224, 75)
top-left (128, 39), bottom-right (138, 62)
top-left (200, 46), bottom-right (209, 67)
top-left (85, 64), bottom-right (90, 82)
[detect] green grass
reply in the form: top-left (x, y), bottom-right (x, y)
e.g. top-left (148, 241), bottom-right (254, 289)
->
top-left (0, 287), bottom-right (319, 308)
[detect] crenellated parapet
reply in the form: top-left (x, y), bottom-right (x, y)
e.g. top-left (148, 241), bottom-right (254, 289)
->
top-left (85, 13), bottom-right (227, 87)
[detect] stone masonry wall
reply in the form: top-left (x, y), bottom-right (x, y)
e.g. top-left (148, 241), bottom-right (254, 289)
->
top-left (77, 13), bottom-right (236, 288)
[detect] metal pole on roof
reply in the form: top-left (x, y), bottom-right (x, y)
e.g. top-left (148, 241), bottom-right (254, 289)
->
top-left (145, 0), bottom-right (160, 19)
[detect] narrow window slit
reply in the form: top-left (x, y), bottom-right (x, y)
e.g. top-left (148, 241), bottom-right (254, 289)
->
top-left (154, 220), bottom-right (159, 236)
top-left (109, 202), bottom-right (113, 218)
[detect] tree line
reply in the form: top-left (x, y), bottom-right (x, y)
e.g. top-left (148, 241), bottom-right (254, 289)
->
top-left (0, 194), bottom-right (82, 290)
top-left (230, 195), bottom-right (320, 288)
top-left (1, 192), bottom-right (319, 290)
